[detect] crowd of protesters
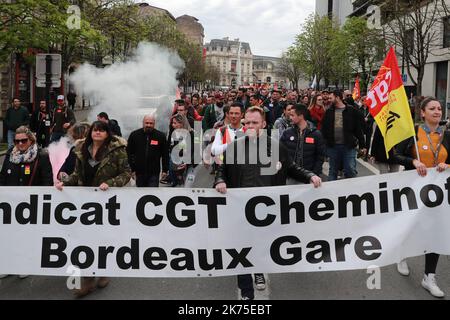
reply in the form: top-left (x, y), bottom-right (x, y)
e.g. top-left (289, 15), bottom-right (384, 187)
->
top-left (0, 86), bottom-right (449, 299)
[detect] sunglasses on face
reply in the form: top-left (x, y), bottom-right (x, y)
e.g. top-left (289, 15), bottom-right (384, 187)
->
top-left (14, 138), bottom-right (29, 144)
top-left (93, 128), bottom-right (106, 132)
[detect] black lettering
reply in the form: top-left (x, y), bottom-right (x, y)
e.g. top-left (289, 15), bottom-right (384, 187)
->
top-left (270, 236), bottom-right (301, 266)
top-left (309, 198), bottom-right (334, 221)
top-left (143, 247), bottom-right (167, 270)
top-left (170, 248), bottom-right (195, 271)
top-left (445, 177), bottom-right (450, 205)
top-left (16, 195), bottom-right (38, 224)
top-left (0, 202), bottom-right (11, 224)
top-left (98, 246), bottom-right (115, 269)
top-left (335, 238), bottom-right (352, 262)
top-left (71, 246), bottom-right (95, 269)
top-left (136, 195), bottom-right (163, 226)
top-left (198, 249), bottom-right (223, 270)
top-left (226, 248), bottom-right (253, 268)
top-left (393, 187), bottom-right (418, 211)
top-left (106, 196), bottom-right (120, 225)
top-left (379, 182), bottom-right (389, 213)
top-left (355, 236), bottom-right (382, 261)
top-left (280, 195), bottom-right (305, 224)
top-left (245, 196), bottom-right (276, 227)
top-left (306, 240), bottom-right (332, 264)
top-left (42, 194), bottom-right (52, 224)
top-left (41, 237), bottom-right (67, 268)
top-left (54, 202), bottom-right (77, 225)
top-left (80, 203), bottom-right (103, 225)
top-left (116, 239), bottom-right (140, 269)
top-left (338, 193), bottom-right (375, 218)
top-left (420, 184), bottom-right (444, 208)
top-left (198, 197), bottom-right (226, 228)
top-left (167, 196), bottom-right (195, 228)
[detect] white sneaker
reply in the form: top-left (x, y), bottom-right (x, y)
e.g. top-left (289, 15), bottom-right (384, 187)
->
top-left (254, 274), bottom-right (266, 290)
top-left (421, 274), bottom-right (445, 298)
top-left (18, 275), bottom-right (29, 279)
top-left (0, 274), bottom-right (9, 279)
top-left (396, 259), bottom-right (410, 276)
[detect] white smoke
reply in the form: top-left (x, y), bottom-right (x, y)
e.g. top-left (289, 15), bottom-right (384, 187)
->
top-left (70, 42), bottom-right (184, 137)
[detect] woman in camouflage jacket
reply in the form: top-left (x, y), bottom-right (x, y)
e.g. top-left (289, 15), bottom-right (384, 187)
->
top-left (55, 120), bottom-right (131, 298)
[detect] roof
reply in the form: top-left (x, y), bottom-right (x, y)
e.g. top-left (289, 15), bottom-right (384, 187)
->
top-left (137, 2), bottom-right (176, 21)
top-left (176, 15), bottom-right (199, 22)
top-left (206, 39), bottom-right (251, 52)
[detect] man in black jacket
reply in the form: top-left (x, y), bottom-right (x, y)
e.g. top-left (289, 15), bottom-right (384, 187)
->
top-left (30, 100), bottom-right (52, 148)
top-left (321, 90), bottom-right (366, 181)
top-left (127, 115), bottom-right (169, 187)
top-left (280, 104), bottom-right (326, 177)
top-left (214, 106), bottom-right (322, 300)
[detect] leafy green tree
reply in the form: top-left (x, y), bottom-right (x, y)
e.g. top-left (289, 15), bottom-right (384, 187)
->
top-left (290, 14), bottom-right (338, 89)
top-left (341, 17), bottom-right (384, 94)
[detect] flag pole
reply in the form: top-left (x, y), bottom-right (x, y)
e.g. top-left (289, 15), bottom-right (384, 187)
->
top-left (413, 134), bottom-right (421, 162)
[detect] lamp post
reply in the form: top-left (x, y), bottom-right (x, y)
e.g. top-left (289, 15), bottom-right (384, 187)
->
top-left (237, 39), bottom-right (241, 87)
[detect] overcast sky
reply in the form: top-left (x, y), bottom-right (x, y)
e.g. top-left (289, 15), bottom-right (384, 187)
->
top-left (138, 0), bottom-right (316, 57)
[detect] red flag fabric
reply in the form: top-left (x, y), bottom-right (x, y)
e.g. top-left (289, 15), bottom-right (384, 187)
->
top-left (364, 47), bottom-right (415, 157)
top-left (352, 76), bottom-right (360, 100)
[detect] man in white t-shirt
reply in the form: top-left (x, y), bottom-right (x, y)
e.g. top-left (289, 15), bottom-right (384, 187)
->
top-left (211, 102), bottom-right (245, 159)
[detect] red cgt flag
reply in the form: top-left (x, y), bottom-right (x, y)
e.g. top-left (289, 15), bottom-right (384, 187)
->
top-left (365, 47), bottom-right (415, 157)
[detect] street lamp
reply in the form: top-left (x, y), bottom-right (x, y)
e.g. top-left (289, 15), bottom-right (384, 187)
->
top-left (237, 39), bottom-right (241, 87)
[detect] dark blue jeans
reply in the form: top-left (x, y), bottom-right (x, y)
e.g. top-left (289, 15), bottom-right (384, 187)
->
top-left (327, 145), bottom-right (357, 181)
top-left (136, 174), bottom-right (159, 187)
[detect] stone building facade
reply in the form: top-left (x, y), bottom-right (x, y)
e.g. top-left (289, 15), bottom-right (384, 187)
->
top-left (204, 38), bottom-right (253, 87)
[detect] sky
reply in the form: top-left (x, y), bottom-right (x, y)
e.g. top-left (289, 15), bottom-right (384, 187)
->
top-left (138, 0), bottom-right (316, 57)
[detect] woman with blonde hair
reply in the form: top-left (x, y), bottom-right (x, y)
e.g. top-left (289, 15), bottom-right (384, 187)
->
top-left (0, 126), bottom-right (52, 280)
top-left (308, 94), bottom-right (325, 130)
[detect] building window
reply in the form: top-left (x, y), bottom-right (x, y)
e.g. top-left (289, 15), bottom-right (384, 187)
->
top-left (444, 16), bottom-right (450, 48)
top-left (221, 47), bottom-right (223, 52)
top-left (212, 46), bottom-right (217, 51)
top-left (231, 60), bottom-right (237, 73)
top-left (436, 61), bottom-right (448, 115)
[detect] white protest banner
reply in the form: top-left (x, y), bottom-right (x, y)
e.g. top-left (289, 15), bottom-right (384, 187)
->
top-left (0, 170), bottom-right (449, 277)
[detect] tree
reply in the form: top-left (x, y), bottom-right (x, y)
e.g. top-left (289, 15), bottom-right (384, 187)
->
top-left (280, 51), bottom-right (304, 90)
top-left (341, 16), bottom-right (385, 94)
top-left (384, 0), bottom-right (449, 99)
top-left (0, 0), bottom-right (103, 69)
top-left (290, 14), bottom-right (339, 89)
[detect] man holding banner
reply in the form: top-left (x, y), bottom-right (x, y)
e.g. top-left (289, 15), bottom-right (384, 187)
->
top-left (214, 106), bottom-right (322, 300)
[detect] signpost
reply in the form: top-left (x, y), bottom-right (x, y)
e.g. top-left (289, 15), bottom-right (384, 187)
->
top-left (36, 54), bottom-right (62, 108)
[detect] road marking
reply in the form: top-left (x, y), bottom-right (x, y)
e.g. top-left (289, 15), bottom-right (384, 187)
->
top-left (357, 158), bottom-right (380, 175)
